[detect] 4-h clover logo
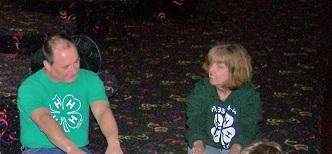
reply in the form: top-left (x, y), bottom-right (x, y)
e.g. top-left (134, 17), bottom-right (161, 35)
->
top-left (49, 94), bottom-right (83, 132)
top-left (210, 112), bottom-right (235, 149)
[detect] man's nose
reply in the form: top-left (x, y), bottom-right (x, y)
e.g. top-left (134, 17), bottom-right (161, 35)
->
top-left (69, 65), bottom-right (79, 74)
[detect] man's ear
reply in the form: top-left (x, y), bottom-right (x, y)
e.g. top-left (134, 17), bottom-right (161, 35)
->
top-left (43, 60), bottom-right (51, 71)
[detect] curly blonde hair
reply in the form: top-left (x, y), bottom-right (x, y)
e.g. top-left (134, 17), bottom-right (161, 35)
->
top-left (241, 139), bottom-right (284, 154)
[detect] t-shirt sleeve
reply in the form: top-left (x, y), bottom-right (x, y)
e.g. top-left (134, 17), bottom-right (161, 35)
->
top-left (86, 72), bottom-right (109, 105)
top-left (18, 79), bottom-right (45, 120)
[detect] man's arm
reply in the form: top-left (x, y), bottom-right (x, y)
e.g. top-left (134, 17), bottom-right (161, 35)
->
top-left (90, 101), bottom-right (123, 154)
top-left (30, 108), bottom-right (85, 154)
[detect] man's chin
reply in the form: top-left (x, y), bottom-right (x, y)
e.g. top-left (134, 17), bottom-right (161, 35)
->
top-left (66, 77), bottom-right (77, 83)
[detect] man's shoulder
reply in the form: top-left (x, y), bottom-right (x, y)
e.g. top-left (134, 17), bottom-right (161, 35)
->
top-left (77, 69), bottom-right (101, 82)
top-left (79, 69), bottom-right (98, 75)
top-left (20, 70), bottom-right (45, 86)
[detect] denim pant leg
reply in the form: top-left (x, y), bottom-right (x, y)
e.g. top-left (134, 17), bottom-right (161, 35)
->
top-left (187, 145), bottom-right (230, 154)
top-left (22, 146), bottom-right (92, 154)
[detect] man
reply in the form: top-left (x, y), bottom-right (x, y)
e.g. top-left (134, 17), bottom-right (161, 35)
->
top-left (17, 32), bottom-right (123, 154)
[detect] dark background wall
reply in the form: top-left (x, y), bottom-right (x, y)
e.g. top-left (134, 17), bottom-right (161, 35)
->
top-left (1, 0), bottom-right (331, 153)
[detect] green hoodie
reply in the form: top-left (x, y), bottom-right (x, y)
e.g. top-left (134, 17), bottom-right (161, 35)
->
top-left (186, 77), bottom-right (262, 150)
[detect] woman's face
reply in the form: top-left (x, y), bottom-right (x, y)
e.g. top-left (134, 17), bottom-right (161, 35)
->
top-left (208, 62), bottom-right (230, 87)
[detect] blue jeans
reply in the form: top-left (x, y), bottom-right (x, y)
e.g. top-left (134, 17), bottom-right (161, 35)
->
top-left (188, 145), bottom-right (230, 154)
top-left (22, 146), bottom-right (92, 154)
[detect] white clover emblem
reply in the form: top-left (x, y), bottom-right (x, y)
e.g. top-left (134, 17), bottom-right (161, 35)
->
top-left (211, 112), bottom-right (235, 149)
top-left (49, 94), bottom-right (83, 132)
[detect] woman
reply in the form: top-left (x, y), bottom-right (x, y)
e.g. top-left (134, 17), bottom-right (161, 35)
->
top-left (186, 43), bottom-right (262, 154)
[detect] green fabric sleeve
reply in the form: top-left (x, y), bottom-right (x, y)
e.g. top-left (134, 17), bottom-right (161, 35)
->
top-left (230, 84), bottom-right (262, 148)
top-left (185, 78), bottom-right (209, 148)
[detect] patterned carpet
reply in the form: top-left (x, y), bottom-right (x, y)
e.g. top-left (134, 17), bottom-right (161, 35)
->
top-left (1, 1), bottom-right (330, 154)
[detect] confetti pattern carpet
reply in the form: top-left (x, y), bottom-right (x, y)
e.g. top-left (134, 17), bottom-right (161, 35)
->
top-left (0, 1), bottom-right (330, 154)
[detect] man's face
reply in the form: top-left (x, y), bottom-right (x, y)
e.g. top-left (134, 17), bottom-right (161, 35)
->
top-left (45, 42), bottom-right (80, 83)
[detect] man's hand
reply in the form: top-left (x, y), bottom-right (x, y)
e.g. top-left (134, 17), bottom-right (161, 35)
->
top-left (91, 101), bottom-right (123, 154)
top-left (30, 108), bottom-right (82, 153)
top-left (191, 140), bottom-right (206, 154)
top-left (105, 140), bottom-right (123, 154)
top-left (105, 146), bottom-right (123, 154)
top-left (66, 147), bottom-right (87, 154)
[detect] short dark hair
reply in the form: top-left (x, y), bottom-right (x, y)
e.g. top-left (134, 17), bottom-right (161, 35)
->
top-left (42, 32), bottom-right (74, 65)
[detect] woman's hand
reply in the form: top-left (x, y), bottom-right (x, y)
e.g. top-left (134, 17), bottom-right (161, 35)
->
top-left (228, 144), bottom-right (242, 154)
top-left (191, 140), bottom-right (206, 154)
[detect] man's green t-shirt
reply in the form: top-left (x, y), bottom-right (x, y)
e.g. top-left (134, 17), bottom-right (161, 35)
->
top-left (18, 69), bottom-right (109, 148)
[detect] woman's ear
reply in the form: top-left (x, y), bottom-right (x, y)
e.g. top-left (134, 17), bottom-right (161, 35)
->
top-left (43, 60), bottom-right (51, 71)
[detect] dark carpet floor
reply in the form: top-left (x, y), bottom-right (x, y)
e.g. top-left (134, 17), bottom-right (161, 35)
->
top-left (1, 1), bottom-right (331, 154)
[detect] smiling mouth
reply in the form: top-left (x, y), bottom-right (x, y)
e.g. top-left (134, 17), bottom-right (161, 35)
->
top-left (209, 74), bottom-right (216, 79)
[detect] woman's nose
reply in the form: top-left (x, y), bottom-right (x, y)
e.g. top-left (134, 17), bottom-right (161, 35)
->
top-left (209, 63), bottom-right (217, 72)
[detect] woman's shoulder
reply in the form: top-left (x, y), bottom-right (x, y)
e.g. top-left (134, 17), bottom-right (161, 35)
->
top-left (233, 82), bottom-right (258, 95)
top-left (233, 82), bottom-right (260, 97)
top-left (190, 77), bottom-right (216, 95)
top-left (196, 77), bottom-right (210, 85)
